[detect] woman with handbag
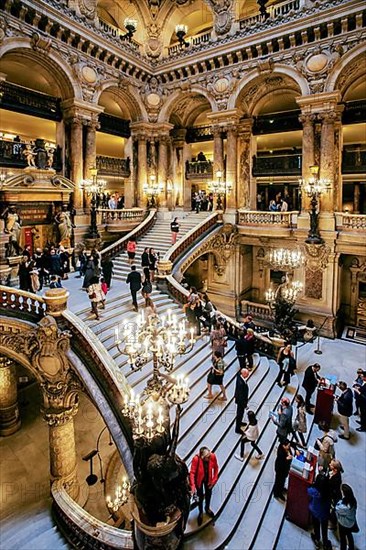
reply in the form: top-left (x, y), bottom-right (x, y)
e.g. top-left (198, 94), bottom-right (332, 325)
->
top-left (276, 343), bottom-right (295, 387)
top-left (235, 410), bottom-right (264, 461)
top-left (210, 321), bottom-right (227, 357)
top-left (292, 394), bottom-right (307, 448)
top-left (205, 351), bottom-right (227, 401)
top-left (87, 276), bottom-right (104, 320)
top-left (335, 484), bottom-right (358, 550)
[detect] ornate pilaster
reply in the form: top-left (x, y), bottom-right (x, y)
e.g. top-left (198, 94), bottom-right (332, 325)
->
top-left (158, 134), bottom-right (170, 208)
top-left (0, 356), bottom-right (21, 436)
top-left (318, 110), bottom-right (339, 213)
top-left (43, 403), bottom-right (79, 500)
top-left (237, 119), bottom-right (253, 210)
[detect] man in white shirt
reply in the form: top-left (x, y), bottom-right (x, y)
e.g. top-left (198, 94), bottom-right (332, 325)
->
top-left (108, 193), bottom-right (118, 209)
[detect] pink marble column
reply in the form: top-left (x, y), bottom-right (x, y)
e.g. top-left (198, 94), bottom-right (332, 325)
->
top-left (212, 126), bottom-right (224, 175)
top-left (299, 113), bottom-right (316, 212)
top-left (319, 111), bottom-right (337, 213)
top-left (84, 121), bottom-right (98, 180)
top-left (69, 118), bottom-right (84, 209)
top-left (137, 136), bottom-right (147, 208)
top-left (225, 127), bottom-right (237, 210)
top-left (158, 135), bottom-right (169, 208)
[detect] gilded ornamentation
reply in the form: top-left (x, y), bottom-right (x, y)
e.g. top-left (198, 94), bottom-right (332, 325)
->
top-left (43, 403), bottom-right (79, 427)
top-left (145, 23), bottom-right (163, 59)
top-left (180, 224), bottom-right (238, 277)
top-left (0, 15), bottom-right (7, 43)
top-left (206, 70), bottom-right (240, 110)
top-left (301, 243), bottom-right (331, 272)
top-left (30, 32), bottom-right (52, 53)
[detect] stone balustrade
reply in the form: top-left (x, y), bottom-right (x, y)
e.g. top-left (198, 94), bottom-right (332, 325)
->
top-left (52, 480), bottom-right (133, 549)
top-left (335, 212), bottom-right (366, 231)
top-left (101, 209), bottom-right (157, 259)
top-left (238, 210), bottom-right (297, 227)
top-left (0, 285), bottom-right (46, 318)
top-left (98, 208), bottom-right (145, 232)
top-left (241, 299), bottom-right (274, 322)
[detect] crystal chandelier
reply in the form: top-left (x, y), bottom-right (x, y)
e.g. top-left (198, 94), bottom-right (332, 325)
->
top-left (106, 477), bottom-right (130, 513)
top-left (115, 310), bottom-right (193, 440)
top-left (268, 248), bottom-right (303, 271)
top-left (208, 171), bottom-right (232, 210)
top-left (265, 278), bottom-right (303, 306)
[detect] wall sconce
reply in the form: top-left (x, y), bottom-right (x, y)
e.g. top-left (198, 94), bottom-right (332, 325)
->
top-left (121, 18), bottom-right (137, 42)
top-left (175, 25), bottom-right (189, 48)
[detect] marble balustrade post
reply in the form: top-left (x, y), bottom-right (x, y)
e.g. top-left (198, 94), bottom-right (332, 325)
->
top-left (69, 118), bottom-right (84, 209)
top-left (0, 356), bottom-right (21, 436)
top-left (43, 404), bottom-right (79, 500)
top-left (225, 126), bottom-right (238, 210)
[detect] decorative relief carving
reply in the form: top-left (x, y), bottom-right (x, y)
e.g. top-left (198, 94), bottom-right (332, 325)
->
top-left (302, 243), bottom-right (331, 272)
top-left (0, 15), bottom-right (7, 44)
top-left (305, 268), bottom-right (323, 299)
top-left (206, 0), bottom-right (234, 35)
top-left (145, 23), bottom-right (163, 59)
top-left (0, 316), bottom-right (79, 410)
top-left (206, 70), bottom-right (240, 110)
top-left (180, 224), bottom-right (238, 277)
top-left (30, 32), bottom-right (52, 53)
top-left (293, 45), bottom-right (343, 93)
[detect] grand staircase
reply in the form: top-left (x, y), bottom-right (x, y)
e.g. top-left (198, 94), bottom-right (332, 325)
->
top-left (0, 212), bottom-right (300, 549)
top-left (74, 211), bottom-right (300, 549)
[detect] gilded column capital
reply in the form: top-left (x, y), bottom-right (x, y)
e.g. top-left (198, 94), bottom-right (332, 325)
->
top-left (42, 403), bottom-right (78, 427)
top-left (299, 113), bottom-right (317, 126)
top-left (212, 125), bottom-right (224, 138)
top-left (317, 111), bottom-right (339, 124)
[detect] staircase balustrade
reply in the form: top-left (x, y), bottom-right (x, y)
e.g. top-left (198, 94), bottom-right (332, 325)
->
top-left (238, 210), bottom-right (296, 227)
top-left (52, 480), bottom-right (133, 549)
top-left (101, 209), bottom-right (157, 259)
top-left (98, 208), bottom-right (144, 228)
top-left (335, 212), bottom-right (366, 230)
top-left (0, 285), bottom-right (46, 319)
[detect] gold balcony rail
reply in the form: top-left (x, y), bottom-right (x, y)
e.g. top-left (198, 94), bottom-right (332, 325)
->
top-left (335, 212), bottom-right (366, 231)
top-left (238, 210), bottom-right (297, 227)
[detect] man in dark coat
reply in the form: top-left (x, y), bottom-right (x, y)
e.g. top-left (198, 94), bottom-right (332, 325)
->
top-left (302, 363), bottom-right (321, 413)
top-left (126, 265), bottom-right (142, 311)
top-left (354, 370), bottom-right (366, 432)
top-left (234, 368), bottom-right (249, 434)
top-left (336, 381), bottom-right (353, 440)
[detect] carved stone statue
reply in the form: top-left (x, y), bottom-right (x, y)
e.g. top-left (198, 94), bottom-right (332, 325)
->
top-left (23, 144), bottom-right (36, 167)
top-left (54, 204), bottom-right (74, 247)
top-left (2, 205), bottom-right (22, 257)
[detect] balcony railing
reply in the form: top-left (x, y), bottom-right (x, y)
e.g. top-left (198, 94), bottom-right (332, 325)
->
top-left (239, 0), bottom-right (300, 29)
top-left (252, 154), bottom-right (302, 176)
top-left (99, 113), bottom-right (130, 138)
top-left (186, 125), bottom-right (215, 143)
top-left (0, 81), bottom-right (62, 121)
top-left (97, 18), bottom-right (140, 52)
top-left (342, 149), bottom-right (366, 174)
top-left (185, 160), bottom-right (213, 179)
top-left (238, 210), bottom-right (297, 228)
top-left (98, 208), bottom-right (145, 232)
top-left (0, 139), bottom-right (62, 171)
top-left (168, 30), bottom-right (212, 56)
top-left (96, 155), bottom-right (131, 177)
top-left (335, 212), bottom-right (366, 231)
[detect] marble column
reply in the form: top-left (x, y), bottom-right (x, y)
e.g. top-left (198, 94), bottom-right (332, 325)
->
top-left (354, 183), bottom-right (360, 213)
top-left (225, 127), bottom-right (238, 210)
top-left (183, 141), bottom-right (192, 210)
top-left (158, 135), bottom-right (169, 208)
top-left (318, 110), bottom-right (338, 213)
top-left (84, 121), bottom-right (98, 180)
top-left (137, 136), bottom-right (147, 208)
top-left (0, 357), bottom-right (21, 436)
top-left (69, 118), bottom-right (84, 209)
top-left (212, 126), bottom-right (224, 176)
top-left (172, 129), bottom-right (186, 208)
top-left (237, 120), bottom-right (253, 209)
top-left (299, 113), bottom-right (316, 213)
top-left (43, 404), bottom-right (79, 500)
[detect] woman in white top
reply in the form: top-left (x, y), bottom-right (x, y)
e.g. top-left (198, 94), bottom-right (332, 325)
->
top-left (235, 410), bottom-right (264, 461)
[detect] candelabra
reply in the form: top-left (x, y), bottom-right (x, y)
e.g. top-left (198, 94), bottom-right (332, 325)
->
top-left (121, 18), bottom-right (137, 42)
top-left (299, 165), bottom-right (331, 244)
top-left (143, 175), bottom-right (164, 208)
top-left (208, 170), bottom-right (232, 210)
top-left (83, 168), bottom-right (106, 239)
top-left (115, 310), bottom-right (193, 440)
top-left (175, 24), bottom-right (190, 48)
top-left (106, 477), bottom-right (131, 513)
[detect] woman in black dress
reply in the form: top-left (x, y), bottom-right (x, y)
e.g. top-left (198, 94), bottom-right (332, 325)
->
top-left (205, 350), bottom-right (227, 401)
top-left (276, 342), bottom-right (295, 386)
top-left (148, 248), bottom-right (158, 283)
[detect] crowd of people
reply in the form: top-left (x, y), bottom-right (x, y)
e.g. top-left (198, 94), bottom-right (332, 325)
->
top-left (17, 245), bottom-right (72, 293)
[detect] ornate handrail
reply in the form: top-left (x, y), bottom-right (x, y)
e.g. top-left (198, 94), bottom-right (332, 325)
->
top-left (52, 480), bottom-right (133, 549)
top-left (101, 209), bottom-right (157, 259)
top-left (239, 0), bottom-right (300, 28)
top-left (335, 212), bottom-right (366, 230)
top-left (185, 160), bottom-right (213, 179)
top-left (96, 155), bottom-right (131, 177)
top-left (241, 299), bottom-right (274, 322)
top-left (168, 30), bottom-right (212, 55)
top-left (0, 285), bottom-right (46, 319)
top-left (98, 208), bottom-right (144, 224)
top-left (238, 210), bottom-right (297, 227)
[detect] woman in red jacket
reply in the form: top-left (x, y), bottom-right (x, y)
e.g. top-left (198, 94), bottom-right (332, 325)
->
top-left (189, 447), bottom-right (219, 526)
